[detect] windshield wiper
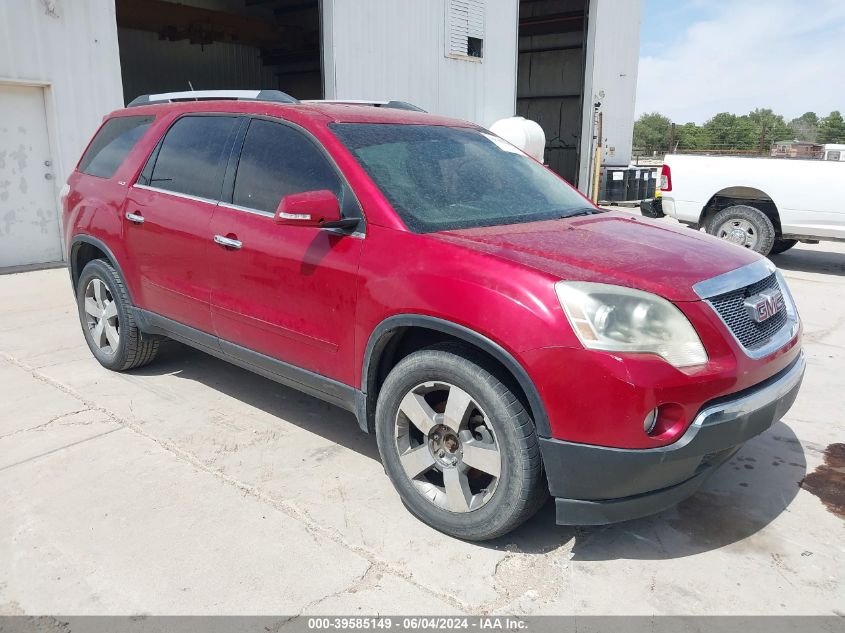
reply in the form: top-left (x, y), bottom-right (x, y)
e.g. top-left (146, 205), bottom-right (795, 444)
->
top-left (558, 207), bottom-right (600, 219)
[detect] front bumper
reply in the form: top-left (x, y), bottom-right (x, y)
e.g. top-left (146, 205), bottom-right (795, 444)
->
top-left (540, 351), bottom-right (805, 525)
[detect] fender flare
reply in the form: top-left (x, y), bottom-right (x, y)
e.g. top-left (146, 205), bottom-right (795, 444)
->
top-left (68, 235), bottom-right (134, 303)
top-left (361, 314), bottom-right (551, 438)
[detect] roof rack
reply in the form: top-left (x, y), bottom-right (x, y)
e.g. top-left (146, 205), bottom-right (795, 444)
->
top-left (303, 99), bottom-right (427, 112)
top-left (127, 90), bottom-right (299, 107)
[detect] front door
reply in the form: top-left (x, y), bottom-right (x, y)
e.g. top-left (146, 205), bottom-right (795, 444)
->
top-left (209, 118), bottom-right (364, 385)
top-left (0, 84), bottom-right (62, 267)
top-left (123, 114), bottom-right (239, 334)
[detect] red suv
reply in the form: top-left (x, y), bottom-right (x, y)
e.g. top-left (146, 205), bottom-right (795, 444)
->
top-left (63, 90), bottom-right (805, 540)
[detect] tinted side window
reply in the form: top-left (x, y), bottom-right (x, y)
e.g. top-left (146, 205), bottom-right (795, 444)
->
top-left (233, 119), bottom-right (341, 213)
top-left (148, 116), bottom-right (237, 200)
top-left (79, 116), bottom-right (154, 178)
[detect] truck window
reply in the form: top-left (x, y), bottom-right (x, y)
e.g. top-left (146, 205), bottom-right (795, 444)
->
top-left (78, 116), bottom-right (154, 179)
top-left (147, 116), bottom-right (238, 201)
top-left (232, 119), bottom-right (341, 214)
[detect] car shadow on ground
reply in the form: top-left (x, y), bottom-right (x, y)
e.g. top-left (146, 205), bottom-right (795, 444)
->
top-left (131, 342), bottom-right (807, 562)
top-left (770, 248), bottom-right (845, 276)
top-left (131, 341), bottom-right (381, 461)
top-left (484, 420), bottom-right (807, 560)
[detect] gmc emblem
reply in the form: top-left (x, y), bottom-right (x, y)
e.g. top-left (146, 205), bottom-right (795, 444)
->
top-left (744, 289), bottom-right (785, 323)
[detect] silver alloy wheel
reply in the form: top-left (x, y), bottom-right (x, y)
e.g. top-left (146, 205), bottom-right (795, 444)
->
top-left (84, 278), bottom-right (120, 354)
top-left (394, 381), bottom-right (501, 513)
top-left (717, 218), bottom-right (759, 249)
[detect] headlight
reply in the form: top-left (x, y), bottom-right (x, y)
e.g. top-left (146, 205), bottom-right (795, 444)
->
top-left (555, 281), bottom-right (708, 367)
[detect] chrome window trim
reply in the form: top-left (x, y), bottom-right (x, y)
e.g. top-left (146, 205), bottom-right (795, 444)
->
top-left (133, 183), bottom-right (219, 206)
top-left (692, 259), bottom-right (776, 300)
top-left (218, 201), bottom-right (273, 217)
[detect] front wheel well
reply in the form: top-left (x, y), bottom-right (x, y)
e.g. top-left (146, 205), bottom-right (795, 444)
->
top-left (700, 188), bottom-right (782, 236)
top-left (363, 324), bottom-right (540, 436)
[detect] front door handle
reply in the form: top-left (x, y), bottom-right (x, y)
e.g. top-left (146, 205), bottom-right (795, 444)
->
top-left (125, 212), bottom-right (145, 224)
top-left (214, 234), bottom-right (243, 250)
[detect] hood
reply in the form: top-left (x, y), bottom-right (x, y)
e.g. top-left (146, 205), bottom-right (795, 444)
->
top-left (433, 211), bottom-right (760, 302)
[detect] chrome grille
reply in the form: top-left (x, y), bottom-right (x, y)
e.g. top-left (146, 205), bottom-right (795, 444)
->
top-left (708, 273), bottom-right (788, 350)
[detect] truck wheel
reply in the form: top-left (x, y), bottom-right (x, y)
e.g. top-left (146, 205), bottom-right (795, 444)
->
top-left (706, 205), bottom-right (776, 255)
top-left (375, 343), bottom-right (547, 540)
top-left (76, 259), bottom-right (160, 371)
top-left (770, 239), bottom-right (798, 255)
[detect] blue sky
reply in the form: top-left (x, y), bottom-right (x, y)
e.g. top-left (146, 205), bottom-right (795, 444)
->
top-left (636, 0), bottom-right (845, 124)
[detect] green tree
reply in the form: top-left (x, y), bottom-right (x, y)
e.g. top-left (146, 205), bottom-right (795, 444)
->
top-left (746, 108), bottom-right (791, 149)
top-left (818, 111), bottom-right (845, 143)
top-left (703, 113), bottom-right (757, 150)
top-left (789, 112), bottom-right (819, 142)
top-left (633, 112), bottom-right (672, 152)
top-left (675, 122), bottom-right (708, 150)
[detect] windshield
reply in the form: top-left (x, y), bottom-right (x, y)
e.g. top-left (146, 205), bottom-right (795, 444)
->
top-left (330, 123), bottom-right (596, 233)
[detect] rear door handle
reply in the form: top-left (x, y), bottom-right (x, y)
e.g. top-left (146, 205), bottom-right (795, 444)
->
top-left (125, 212), bottom-right (145, 224)
top-left (214, 235), bottom-right (243, 250)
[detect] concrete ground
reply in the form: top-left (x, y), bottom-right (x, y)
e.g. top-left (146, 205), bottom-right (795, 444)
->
top-left (1, 234), bottom-right (843, 616)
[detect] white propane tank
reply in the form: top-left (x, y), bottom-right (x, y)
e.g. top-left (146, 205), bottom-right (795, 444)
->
top-left (489, 117), bottom-right (546, 163)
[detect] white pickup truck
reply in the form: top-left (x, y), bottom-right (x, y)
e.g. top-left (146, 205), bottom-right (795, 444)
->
top-left (658, 154), bottom-right (845, 255)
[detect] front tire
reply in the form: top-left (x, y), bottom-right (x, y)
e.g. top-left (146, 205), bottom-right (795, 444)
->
top-left (76, 259), bottom-right (160, 371)
top-left (375, 343), bottom-right (547, 540)
top-left (706, 204), bottom-right (776, 255)
top-left (770, 239), bottom-right (798, 255)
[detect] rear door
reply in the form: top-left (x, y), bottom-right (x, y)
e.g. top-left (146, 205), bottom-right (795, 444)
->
top-left (124, 114), bottom-right (239, 334)
top-left (208, 117), bottom-right (364, 385)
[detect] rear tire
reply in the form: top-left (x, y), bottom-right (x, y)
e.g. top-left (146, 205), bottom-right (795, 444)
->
top-left (706, 205), bottom-right (776, 255)
top-left (76, 259), bottom-right (160, 371)
top-left (375, 343), bottom-right (547, 540)
top-left (770, 239), bottom-right (798, 255)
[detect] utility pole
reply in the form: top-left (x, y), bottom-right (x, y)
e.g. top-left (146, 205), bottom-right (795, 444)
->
top-left (668, 123), bottom-right (676, 154)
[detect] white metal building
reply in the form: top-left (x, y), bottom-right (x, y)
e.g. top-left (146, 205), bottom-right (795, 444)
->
top-left (0, 0), bottom-right (641, 268)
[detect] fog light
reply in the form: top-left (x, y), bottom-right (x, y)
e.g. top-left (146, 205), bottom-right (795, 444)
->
top-left (643, 408), bottom-right (658, 435)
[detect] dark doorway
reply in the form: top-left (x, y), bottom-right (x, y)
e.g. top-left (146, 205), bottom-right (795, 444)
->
top-left (517, 0), bottom-right (588, 184)
top-left (115, 0), bottom-right (322, 105)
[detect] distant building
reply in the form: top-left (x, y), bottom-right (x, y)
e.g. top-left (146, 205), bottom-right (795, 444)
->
top-left (771, 140), bottom-right (823, 158)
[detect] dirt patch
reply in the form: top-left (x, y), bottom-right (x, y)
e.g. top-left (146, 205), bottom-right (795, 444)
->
top-left (800, 443), bottom-right (845, 519)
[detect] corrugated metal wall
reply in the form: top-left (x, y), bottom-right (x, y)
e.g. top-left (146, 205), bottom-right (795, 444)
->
top-left (117, 28), bottom-right (280, 104)
top-left (0, 0), bottom-right (124, 194)
top-left (0, 0), bottom-right (124, 263)
top-left (323, 0), bottom-right (518, 128)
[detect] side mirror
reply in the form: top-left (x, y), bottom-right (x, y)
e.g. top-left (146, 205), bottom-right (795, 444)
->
top-left (275, 190), bottom-right (358, 230)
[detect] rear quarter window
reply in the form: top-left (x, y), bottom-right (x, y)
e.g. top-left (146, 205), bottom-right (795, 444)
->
top-left (78, 115), bottom-right (154, 178)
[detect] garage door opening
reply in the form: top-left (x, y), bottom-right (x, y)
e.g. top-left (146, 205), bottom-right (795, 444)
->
top-left (517, 0), bottom-right (588, 184)
top-left (115, 0), bottom-right (323, 105)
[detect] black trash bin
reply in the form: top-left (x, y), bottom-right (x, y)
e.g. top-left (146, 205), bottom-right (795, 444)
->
top-left (624, 169), bottom-right (641, 201)
top-left (605, 168), bottom-right (626, 201)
